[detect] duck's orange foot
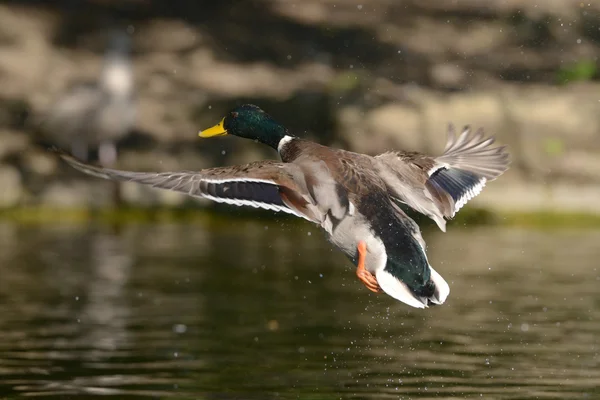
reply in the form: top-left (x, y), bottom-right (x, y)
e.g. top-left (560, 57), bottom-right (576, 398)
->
top-left (356, 241), bottom-right (381, 293)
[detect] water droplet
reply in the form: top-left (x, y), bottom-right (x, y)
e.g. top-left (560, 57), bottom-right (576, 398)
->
top-left (357, 4), bottom-right (363, 10)
top-left (520, 323), bottom-right (529, 332)
top-left (173, 324), bottom-right (187, 334)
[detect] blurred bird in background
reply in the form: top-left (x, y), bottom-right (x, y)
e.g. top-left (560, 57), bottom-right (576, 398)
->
top-left (38, 28), bottom-right (136, 168)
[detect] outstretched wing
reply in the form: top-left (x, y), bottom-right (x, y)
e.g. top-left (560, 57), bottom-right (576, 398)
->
top-left (54, 148), bottom-right (321, 223)
top-left (375, 125), bottom-right (509, 231)
top-left (427, 125), bottom-right (509, 216)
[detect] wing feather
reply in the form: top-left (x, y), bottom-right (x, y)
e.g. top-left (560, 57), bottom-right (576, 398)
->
top-left (53, 148), bottom-right (320, 222)
top-left (375, 124), bottom-right (509, 230)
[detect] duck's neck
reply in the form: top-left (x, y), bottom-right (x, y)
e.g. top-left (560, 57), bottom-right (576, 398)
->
top-left (276, 134), bottom-right (295, 153)
top-left (252, 121), bottom-right (291, 150)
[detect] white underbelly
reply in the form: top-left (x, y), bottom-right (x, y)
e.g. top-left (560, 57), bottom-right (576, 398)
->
top-left (325, 214), bottom-right (387, 274)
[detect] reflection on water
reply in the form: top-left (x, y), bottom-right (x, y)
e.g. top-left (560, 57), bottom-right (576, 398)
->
top-left (0, 218), bottom-right (598, 399)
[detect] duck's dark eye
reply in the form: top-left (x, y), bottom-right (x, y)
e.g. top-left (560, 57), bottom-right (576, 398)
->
top-left (231, 112), bottom-right (239, 118)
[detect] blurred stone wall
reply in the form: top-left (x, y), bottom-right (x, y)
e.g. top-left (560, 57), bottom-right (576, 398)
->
top-left (0, 0), bottom-right (599, 214)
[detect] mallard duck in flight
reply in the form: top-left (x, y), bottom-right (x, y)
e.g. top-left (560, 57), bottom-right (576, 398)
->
top-left (55, 104), bottom-right (509, 308)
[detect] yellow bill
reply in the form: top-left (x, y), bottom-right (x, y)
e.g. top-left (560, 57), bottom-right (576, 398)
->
top-left (199, 118), bottom-right (228, 137)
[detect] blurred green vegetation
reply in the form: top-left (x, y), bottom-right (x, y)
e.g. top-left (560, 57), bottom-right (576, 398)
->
top-left (543, 137), bottom-right (564, 156)
top-left (1, 206), bottom-right (599, 229)
top-left (556, 60), bottom-right (597, 85)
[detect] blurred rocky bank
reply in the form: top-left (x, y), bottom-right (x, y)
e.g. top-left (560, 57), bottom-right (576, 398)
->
top-left (0, 0), bottom-right (599, 216)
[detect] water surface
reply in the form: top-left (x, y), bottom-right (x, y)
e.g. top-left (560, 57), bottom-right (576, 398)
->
top-left (0, 218), bottom-right (598, 399)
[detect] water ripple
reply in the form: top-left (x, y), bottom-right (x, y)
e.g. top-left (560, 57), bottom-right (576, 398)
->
top-left (0, 223), bottom-right (598, 399)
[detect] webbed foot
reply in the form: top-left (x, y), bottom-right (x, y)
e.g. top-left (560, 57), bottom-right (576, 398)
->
top-left (356, 241), bottom-right (381, 293)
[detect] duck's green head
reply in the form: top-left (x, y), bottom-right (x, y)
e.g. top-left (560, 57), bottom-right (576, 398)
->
top-left (199, 104), bottom-right (290, 150)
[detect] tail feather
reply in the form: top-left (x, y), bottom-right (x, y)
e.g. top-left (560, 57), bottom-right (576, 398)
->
top-left (376, 267), bottom-right (450, 309)
top-left (428, 266), bottom-right (450, 305)
top-left (376, 269), bottom-right (427, 309)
